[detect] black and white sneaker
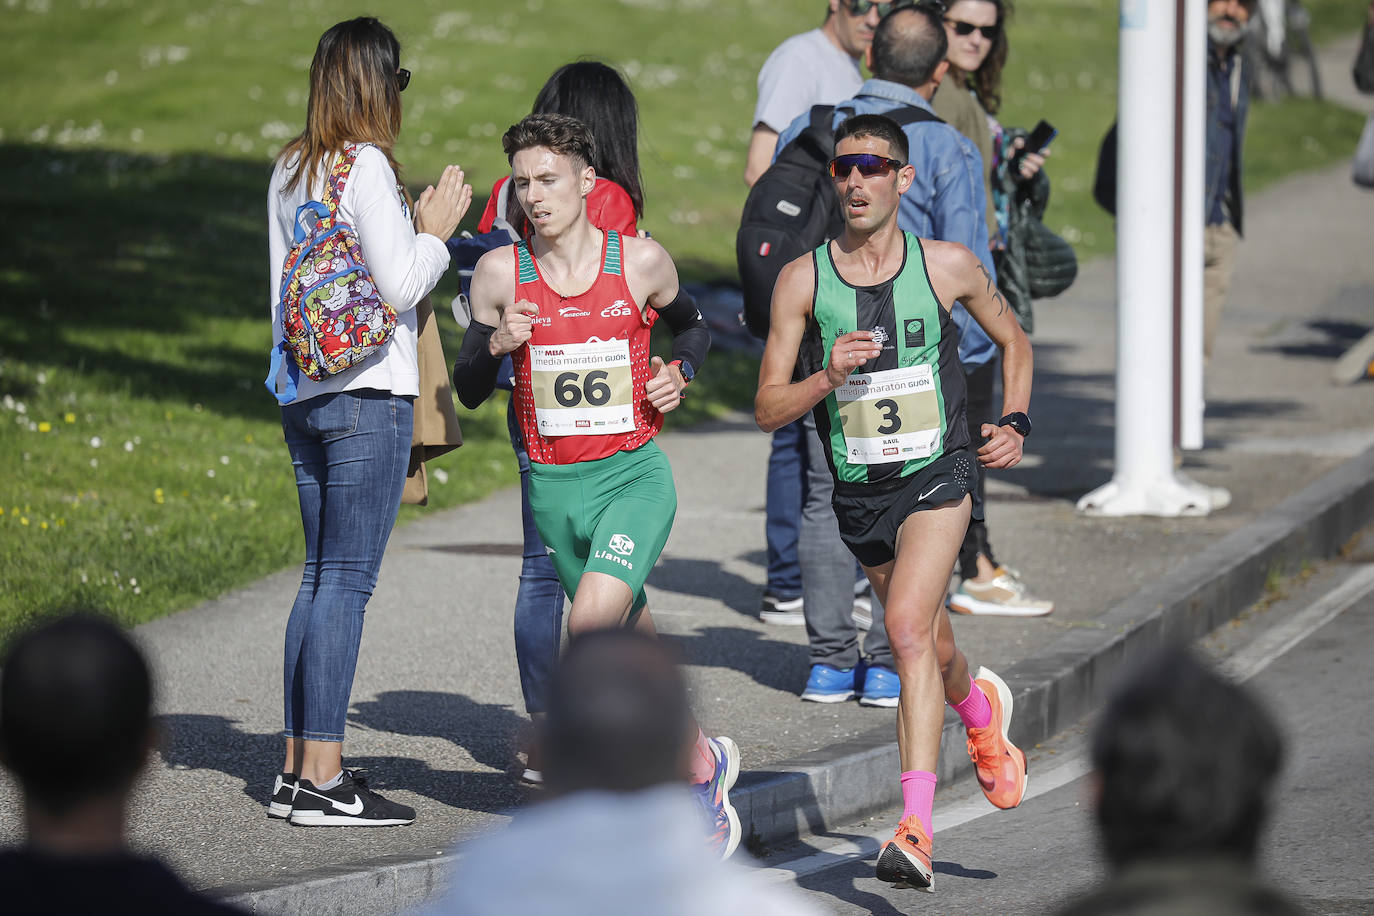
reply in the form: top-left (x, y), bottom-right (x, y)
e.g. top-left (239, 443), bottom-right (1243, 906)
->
top-left (288, 770), bottom-right (415, 827)
top-left (267, 772), bottom-right (297, 819)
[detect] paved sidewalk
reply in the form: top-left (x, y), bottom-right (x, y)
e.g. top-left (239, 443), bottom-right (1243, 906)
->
top-left (2, 100), bottom-right (1372, 916)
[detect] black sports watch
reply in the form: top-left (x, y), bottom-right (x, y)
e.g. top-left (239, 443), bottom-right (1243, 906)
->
top-left (998, 411), bottom-right (1032, 438)
top-left (670, 359), bottom-right (696, 384)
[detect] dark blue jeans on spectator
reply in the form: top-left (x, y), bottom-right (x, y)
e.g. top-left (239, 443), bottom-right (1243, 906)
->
top-left (281, 389), bottom-right (412, 742)
top-left (507, 398), bottom-right (567, 716)
top-left (765, 419), bottom-right (806, 600)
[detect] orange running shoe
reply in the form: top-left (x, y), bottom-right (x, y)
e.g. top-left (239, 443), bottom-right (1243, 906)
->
top-left (876, 814), bottom-right (934, 890)
top-left (966, 666), bottom-right (1028, 809)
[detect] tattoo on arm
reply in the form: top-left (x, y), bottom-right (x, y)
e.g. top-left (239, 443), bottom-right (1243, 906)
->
top-left (976, 263), bottom-right (1008, 316)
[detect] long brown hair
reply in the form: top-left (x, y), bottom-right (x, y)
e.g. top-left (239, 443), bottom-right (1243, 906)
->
top-left (949, 0), bottom-right (1011, 116)
top-left (279, 17), bottom-right (405, 196)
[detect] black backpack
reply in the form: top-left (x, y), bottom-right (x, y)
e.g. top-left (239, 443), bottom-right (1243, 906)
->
top-left (736, 104), bottom-right (943, 339)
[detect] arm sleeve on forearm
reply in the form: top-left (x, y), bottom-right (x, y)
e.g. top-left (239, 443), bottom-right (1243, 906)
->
top-left (452, 320), bottom-right (503, 409)
top-left (655, 288), bottom-right (711, 372)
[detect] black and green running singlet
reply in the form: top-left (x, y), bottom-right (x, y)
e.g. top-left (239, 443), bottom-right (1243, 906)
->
top-left (798, 233), bottom-right (970, 485)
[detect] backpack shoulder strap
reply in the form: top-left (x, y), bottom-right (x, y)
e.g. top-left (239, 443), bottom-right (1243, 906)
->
top-left (887, 105), bottom-right (944, 127)
top-left (807, 104), bottom-right (838, 132)
top-left (323, 144), bottom-right (366, 210)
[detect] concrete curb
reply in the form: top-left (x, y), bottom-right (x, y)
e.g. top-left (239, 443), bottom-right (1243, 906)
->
top-left (218, 445), bottom-right (1374, 913)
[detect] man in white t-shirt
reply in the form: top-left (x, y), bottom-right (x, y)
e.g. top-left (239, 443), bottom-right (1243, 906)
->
top-left (743, 0), bottom-right (898, 186)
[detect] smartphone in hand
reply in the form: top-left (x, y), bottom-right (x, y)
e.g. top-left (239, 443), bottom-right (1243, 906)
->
top-left (1012, 119), bottom-right (1058, 169)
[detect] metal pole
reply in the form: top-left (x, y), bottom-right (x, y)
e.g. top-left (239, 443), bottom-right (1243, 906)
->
top-left (1078, 0), bottom-right (1224, 517)
top-left (1179, 0), bottom-right (1206, 450)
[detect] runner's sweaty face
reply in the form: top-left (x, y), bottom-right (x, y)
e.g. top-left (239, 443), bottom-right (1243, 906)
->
top-left (511, 146), bottom-right (594, 238)
top-left (832, 134), bottom-right (911, 233)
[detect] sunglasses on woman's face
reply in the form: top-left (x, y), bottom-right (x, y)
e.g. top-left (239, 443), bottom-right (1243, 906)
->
top-left (846, 0), bottom-right (912, 16)
top-left (944, 18), bottom-right (1000, 40)
top-left (828, 153), bottom-right (905, 178)
top-left (396, 68), bottom-right (411, 92)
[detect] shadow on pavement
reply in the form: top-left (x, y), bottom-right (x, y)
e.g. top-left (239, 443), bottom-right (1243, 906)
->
top-left (650, 556), bottom-right (765, 618)
top-left (935, 859), bottom-right (997, 879)
top-left (660, 626), bottom-right (809, 695)
top-left (1250, 318), bottom-right (1370, 360)
top-left (157, 699), bottom-right (530, 816)
top-left (334, 756), bottom-right (524, 814)
top-left (1205, 397), bottom-right (1304, 418)
top-left (794, 858), bottom-right (909, 915)
top-left (349, 690), bottom-right (528, 774)
top-left (154, 713), bottom-right (279, 805)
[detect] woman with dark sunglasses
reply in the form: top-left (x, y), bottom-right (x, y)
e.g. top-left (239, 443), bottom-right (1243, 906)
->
top-left (265, 16), bottom-right (471, 827)
top-left (931, 0), bottom-right (1058, 620)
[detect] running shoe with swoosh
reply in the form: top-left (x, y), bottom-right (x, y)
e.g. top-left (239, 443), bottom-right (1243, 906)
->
top-left (876, 814), bottom-right (933, 890)
top-left (266, 772), bottom-right (296, 819)
top-left (695, 735), bottom-right (741, 858)
top-left (965, 666), bottom-right (1028, 809)
top-left (289, 769), bottom-right (415, 827)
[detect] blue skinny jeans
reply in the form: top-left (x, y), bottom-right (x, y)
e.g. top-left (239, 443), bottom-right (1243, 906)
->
top-left (507, 398), bottom-right (567, 716)
top-left (281, 389), bottom-right (412, 742)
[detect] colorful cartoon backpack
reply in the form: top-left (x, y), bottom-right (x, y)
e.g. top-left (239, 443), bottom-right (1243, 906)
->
top-left (265, 143), bottom-right (398, 404)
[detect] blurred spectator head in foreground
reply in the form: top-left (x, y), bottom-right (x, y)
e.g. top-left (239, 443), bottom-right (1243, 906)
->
top-left (1092, 645), bottom-right (1283, 867)
top-left (1, 614), bottom-right (154, 837)
top-left (540, 629), bottom-right (692, 795)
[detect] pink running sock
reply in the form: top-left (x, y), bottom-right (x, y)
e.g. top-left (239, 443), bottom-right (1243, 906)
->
top-left (951, 676), bottom-right (993, 730)
top-left (900, 770), bottom-right (937, 839)
top-left (688, 727), bottom-right (716, 785)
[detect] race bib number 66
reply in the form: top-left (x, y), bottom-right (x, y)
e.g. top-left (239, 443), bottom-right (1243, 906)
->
top-left (836, 365), bottom-right (942, 464)
top-left (530, 339), bottom-right (636, 436)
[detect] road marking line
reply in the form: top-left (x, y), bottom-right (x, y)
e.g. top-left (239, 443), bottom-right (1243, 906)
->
top-left (758, 563), bottom-right (1374, 883)
top-left (1218, 563), bottom-right (1374, 683)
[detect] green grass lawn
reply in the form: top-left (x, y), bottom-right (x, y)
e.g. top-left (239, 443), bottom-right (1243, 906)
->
top-left (1, 0), bottom-right (1367, 638)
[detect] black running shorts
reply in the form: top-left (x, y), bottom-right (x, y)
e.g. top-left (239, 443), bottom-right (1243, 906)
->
top-left (831, 449), bottom-right (982, 568)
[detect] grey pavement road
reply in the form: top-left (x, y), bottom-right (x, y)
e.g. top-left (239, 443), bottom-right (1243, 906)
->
top-left (1, 50), bottom-right (1372, 908)
top-left (774, 535), bottom-right (1374, 915)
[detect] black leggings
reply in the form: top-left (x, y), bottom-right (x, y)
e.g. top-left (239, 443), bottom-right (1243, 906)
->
top-left (959, 359), bottom-right (999, 580)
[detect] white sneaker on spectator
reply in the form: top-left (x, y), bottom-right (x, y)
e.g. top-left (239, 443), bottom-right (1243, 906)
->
top-left (852, 584), bottom-right (873, 631)
top-left (759, 593), bottom-right (805, 626)
top-left (949, 567), bottom-right (1054, 617)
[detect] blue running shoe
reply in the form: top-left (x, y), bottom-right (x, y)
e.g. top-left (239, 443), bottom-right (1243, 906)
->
top-left (860, 664), bottom-right (901, 708)
top-left (801, 663), bottom-right (856, 703)
top-left (695, 735), bottom-right (741, 859)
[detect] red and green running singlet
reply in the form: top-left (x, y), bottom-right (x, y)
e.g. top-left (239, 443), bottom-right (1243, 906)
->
top-left (510, 230), bottom-right (663, 465)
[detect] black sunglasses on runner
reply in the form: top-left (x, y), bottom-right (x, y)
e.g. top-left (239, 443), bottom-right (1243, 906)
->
top-left (944, 18), bottom-right (1000, 40)
top-left (828, 153), bottom-right (905, 178)
top-left (846, 0), bottom-right (912, 16)
top-left (396, 68), bottom-right (411, 92)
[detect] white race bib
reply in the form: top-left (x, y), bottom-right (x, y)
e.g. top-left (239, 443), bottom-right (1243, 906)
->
top-left (530, 339), bottom-right (635, 436)
top-left (836, 365), bottom-right (941, 465)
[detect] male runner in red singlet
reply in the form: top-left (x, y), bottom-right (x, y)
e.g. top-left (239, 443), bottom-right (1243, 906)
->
top-left (452, 114), bottom-right (740, 857)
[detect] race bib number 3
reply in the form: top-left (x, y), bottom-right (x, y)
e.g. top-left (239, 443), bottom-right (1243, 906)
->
top-left (836, 365), bottom-right (942, 464)
top-left (530, 339), bottom-right (636, 436)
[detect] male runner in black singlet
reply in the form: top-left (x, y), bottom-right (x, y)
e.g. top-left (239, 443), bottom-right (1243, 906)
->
top-left (755, 113), bottom-right (1034, 891)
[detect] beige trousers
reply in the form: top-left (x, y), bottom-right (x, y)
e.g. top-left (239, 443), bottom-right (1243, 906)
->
top-left (1203, 221), bottom-right (1239, 360)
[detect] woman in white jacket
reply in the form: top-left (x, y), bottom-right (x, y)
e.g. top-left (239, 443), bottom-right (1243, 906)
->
top-left (265, 16), bottom-right (470, 827)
